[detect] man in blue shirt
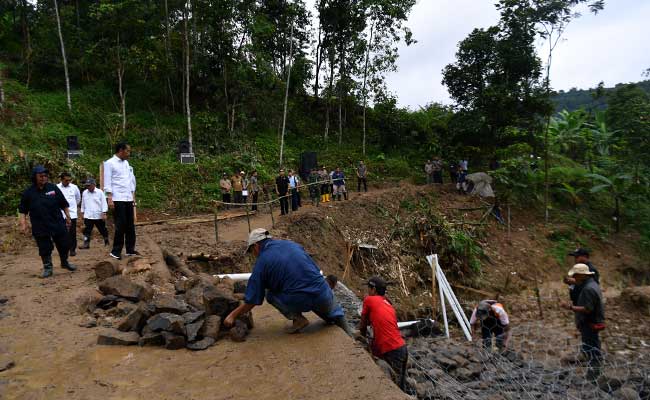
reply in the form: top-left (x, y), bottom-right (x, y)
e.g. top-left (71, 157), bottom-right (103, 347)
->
top-left (224, 228), bottom-right (351, 335)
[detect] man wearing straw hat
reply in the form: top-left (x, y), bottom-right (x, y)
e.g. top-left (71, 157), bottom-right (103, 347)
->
top-left (223, 228), bottom-right (351, 335)
top-left (560, 263), bottom-right (605, 380)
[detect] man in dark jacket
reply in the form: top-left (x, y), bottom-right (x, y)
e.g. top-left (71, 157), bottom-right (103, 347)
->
top-left (19, 165), bottom-right (77, 278)
top-left (561, 263), bottom-right (605, 381)
top-left (565, 248), bottom-right (600, 304)
top-left (275, 169), bottom-right (290, 215)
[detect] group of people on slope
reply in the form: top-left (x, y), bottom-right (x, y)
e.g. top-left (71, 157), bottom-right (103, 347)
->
top-left (218, 170), bottom-right (260, 211)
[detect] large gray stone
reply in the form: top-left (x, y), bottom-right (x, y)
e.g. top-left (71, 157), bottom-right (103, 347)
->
top-left (152, 295), bottom-right (189, 315)
top-left (98, 276), bottom-right (153, 302)
top-left (203, 285), bottom-right (239, 318)
top-left (97, 329), bottom-right (140, 346)
top-left (146, 313), bottom-right (185, 335)
top-left (182, 310), bottom-right (205, 324)
top-left (162, 332), bottom-right (186, 350)
top-left (187, 337), bottom-right (215, 351)
top-left (117, 303), bottom-right (155, 332)
top-left (185, 320), bottom-right (204, 342)
top-left (230, 319), bottom-right (248, 342)
top-left (201, 315), bottom-right (221, 340)
top-left (139, 332), bottom-right (165, 347)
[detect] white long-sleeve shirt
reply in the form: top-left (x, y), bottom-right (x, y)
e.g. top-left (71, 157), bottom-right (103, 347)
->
top-left (57, 182), bottom-right (81, 219)
top-left (81, 188), bottom-right (108, 220)
top-left (103, 155), bottom-right (136, 202)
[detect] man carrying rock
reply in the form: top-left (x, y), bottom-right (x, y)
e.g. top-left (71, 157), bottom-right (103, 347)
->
top-left (469, 300), bottom-right (511, 352)
top-left (19, 165), bottom-right (77, 278)
top-left (104, 142), bottom-right (137, 260)
top-left (224, 228), bottom-right (351, 335)
top-left (57, 172), bottom-right (81, 256)
top-left (79, 178), bottom-right (109, 249)
top-left (359, 276), bottom-right (408, 390)
top-left (560, 263), bottom-right (605, 381)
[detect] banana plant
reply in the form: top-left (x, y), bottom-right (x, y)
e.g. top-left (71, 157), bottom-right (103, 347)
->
top-left (587, 172), bottom-right (632, 233)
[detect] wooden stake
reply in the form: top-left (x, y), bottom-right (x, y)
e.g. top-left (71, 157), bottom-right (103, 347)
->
top-left (245, 202), bottom-right (251, 233)
top-left (214, 206), bottom-right (219, 243)
top-left (268, 194), bottom-right (275, 228)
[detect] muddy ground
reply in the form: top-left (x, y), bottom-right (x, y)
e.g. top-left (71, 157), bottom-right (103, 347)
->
top-left (1, 182), bottom-right (649, 399)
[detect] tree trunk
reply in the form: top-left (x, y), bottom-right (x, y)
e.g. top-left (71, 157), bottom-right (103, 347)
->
top-left (614, 197), bottom-right (620, 233)
top-left (361, 22), bottom-right (374, 156)
top-left (116, 34), bottom-right (126, 135)
top-left (163, 0), bottom-right (175, 112)
top-left (20, 0), bottom-right (32, 88)
top-left (338, 46), bottom-right (346, 145)
top-left (0, 68), bottom-right (5, 110)
top-left (324, 50), bottom-right (335, 141)
top-left (183, 0), bottom-right (193, 153)
top-left (53, 0), bottom-right (71, 111)
top-left (279, 23), bottom-right (294, 167)
top-left (313, 23), bottom-right (322, 98)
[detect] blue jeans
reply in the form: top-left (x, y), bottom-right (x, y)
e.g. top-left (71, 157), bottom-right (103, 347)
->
top-left (265, 290), bottom-right (350, 334)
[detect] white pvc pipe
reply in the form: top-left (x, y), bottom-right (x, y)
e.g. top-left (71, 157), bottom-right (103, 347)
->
top-left (397, 318), bottom-right (435, 329)
top-left (215, 273), bottom-right (251, 281)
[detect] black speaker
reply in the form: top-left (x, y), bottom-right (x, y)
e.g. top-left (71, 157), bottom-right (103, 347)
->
top-left (299, 152), bottom-right (317, 180)
top-left (66, 136), bottom-right (80, 151)
top-left (178, 139), bottom-right (191, 154)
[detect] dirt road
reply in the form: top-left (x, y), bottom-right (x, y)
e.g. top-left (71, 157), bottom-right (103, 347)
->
top-left (0, 206), bottom-right (407, 400)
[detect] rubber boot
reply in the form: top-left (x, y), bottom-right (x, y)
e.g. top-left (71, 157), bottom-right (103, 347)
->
top-left (41, 256), bottom-right (53, 278)
top-left (61, 257), bottom-right (77, 272)
top-left (326, 194), bottom-right (331, 202)
top-left (80, 238), bottom-right (90, 249)
top-left (343, 192), bottom-right (348, 201)
top-left (321, 194), bottom-right (325, 203)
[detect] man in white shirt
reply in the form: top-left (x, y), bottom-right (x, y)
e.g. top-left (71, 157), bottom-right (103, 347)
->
top-left (57, 172), bottom-right (81, 256)
top-left (80, 178), bottom-right (109, 249)
top-left (103, 142), bottom-right (137, 260)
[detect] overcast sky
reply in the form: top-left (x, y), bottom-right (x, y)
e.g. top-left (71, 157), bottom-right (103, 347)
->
top-left (383, 0), bottom-right (650, 108)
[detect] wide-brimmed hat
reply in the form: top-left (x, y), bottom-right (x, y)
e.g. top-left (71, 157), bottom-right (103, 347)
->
top-left (567, 263), bottom-right (594, 277)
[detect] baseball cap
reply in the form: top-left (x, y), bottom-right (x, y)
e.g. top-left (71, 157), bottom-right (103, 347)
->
top-left (367, 276), bottom-right (387, 291)
top-left (32, 165), bottom-right (49, 175)
top-left (246, 228), bottom-right (272, 252)
top-left (567, 263), bottom-right (594, 277)
top-left (84, 178), bottom-right (97, 186)
top-left (568, 248), bottom-right (590, 257)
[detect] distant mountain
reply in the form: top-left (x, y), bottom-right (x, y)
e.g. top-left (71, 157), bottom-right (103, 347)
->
top-left (552, 80), bottom-right (650, 112)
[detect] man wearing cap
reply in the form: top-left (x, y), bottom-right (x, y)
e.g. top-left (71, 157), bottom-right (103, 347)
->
top-left (565, 248), bottom-right (600, 304)
top-left (79, 178), bottom-right (109, 249)
top-left (19, 165), bottom-right (77, 278)
top-left (470, 300), bottom-right (511, 351)
top-left (359, 276), bottom-right (408, 389)
top-left (561, 263), bottom-right (605, 380)
top-left (223, 228), bottom-right (351, 335)
top-left (57, 172), bottom-right (81, 256)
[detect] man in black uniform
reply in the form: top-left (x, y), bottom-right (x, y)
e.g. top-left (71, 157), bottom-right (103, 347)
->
top-left (19, 165), bottom-right (77, 278)
top-left (275, 168), bottom-right (290, 216)
top-left (565, 248), bottom-right (600, 304)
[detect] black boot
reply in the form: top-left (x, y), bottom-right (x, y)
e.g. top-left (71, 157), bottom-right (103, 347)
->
top-left (343, 192), bottom-right (348, 200)
top-left (61, 257), bottom-right (77, 272)
top-left (41, 256), bottom-right (53, 278)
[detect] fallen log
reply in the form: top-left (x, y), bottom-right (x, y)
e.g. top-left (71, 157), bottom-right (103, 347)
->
top-left (140, 234), bottom-right (174, 291)
top-left (94, 259), bottom-right (123, 281)
top-left (163, 249), bottom-right (196, 278)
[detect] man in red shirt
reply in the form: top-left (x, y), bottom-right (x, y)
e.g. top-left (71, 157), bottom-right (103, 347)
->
top-left (359, 276), bottom-right (408, 389)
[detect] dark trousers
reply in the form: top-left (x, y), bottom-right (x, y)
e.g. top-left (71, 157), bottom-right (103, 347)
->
top-left (358, 177), bottom-right (367, 192)
top-left (67, 218), bottom-right (77, 252)
top-left (252, 192), bottom-right (259, 211)
top-left (580, 327), bottom-right (602, 380)
top-left (433, 170), bottom-right (443, 184)
top-left (291, 188), bottom-right (299, 211)
top-left (83, 218), bottom-right (109, 240)
top-left (381, 345), bottom-right (408, 390)
top-left (222, 192), bottom-right (231, 209)
top-left (112, 201), bottom-right (136, 255)
top-left (233, 191), bottom-right (243, 205)
top-left (34, 231), bottom-right (69, 263)
top-left (481, 319), bottom-right (505, 350)
top-left (279, 193), bottom-right (289, 215)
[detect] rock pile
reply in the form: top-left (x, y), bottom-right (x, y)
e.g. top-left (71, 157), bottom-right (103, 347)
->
top-left (404, 337), bottom-right (650, 400)
top-left (88, 268), bottom-right (253, 351)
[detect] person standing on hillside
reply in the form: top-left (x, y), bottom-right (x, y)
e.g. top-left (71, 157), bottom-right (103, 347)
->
top-left (19, 165), bottom-right (77, 278)
top-left (275, 169), bottom-right (290, 215)
top-left (565, 248), bottom-right (600, 304)
top-left (250, 170), bottom-right (260, 212)
top-left (288, 169), bottom-right (300, 212)
top-left (359, 276), bottom-right (408, 390)
top-left (332, 167), bottom-right (347, 201)
top-left (308, 168), bottom-right (321, 207)
top-left (357, 161), bottom-right (368, 192)
top-left (224, 228), bottom-right (351, 335)
top-left (561, 264), bottom-right (605, 380)
top-left (424, 160), bottom-right (434, 184)
top-left (319, 166), bottom-right (330, 203)
top-left (448, 161), bottom-right (458, 184)
top-left (79, 178), bottom-right (109, 249)
top-left (432, 157), bottom-right (444, 184)
top-left (469, 300), bottom-right (511, 351)
top-left (57, 172), bottom-right (81, 256)
top-left (219, 172), bottom-right (232, 208)
top-left (231, 171), bottom-right (244, 205)
top-left (241, 171), bottom-right (249, 206)
top-left (103, 142), bottom-right (137, 260)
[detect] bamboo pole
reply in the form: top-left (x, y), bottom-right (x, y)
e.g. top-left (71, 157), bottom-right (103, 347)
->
top-left (214, 205), bottom-right (219, 243)
top-left (245, 202), bottom-right (251, 233)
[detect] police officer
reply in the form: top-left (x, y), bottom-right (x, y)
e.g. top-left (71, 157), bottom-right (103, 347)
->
top-left (19, 165), bottom-right (77, 278)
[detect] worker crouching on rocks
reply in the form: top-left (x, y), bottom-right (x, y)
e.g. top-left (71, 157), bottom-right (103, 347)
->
top-left (470, 300), bottom-right (511, 352)
top-left (224, 228), bottom-right (351, 335)
top-left (359, 276), bottom-right (408, 390)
